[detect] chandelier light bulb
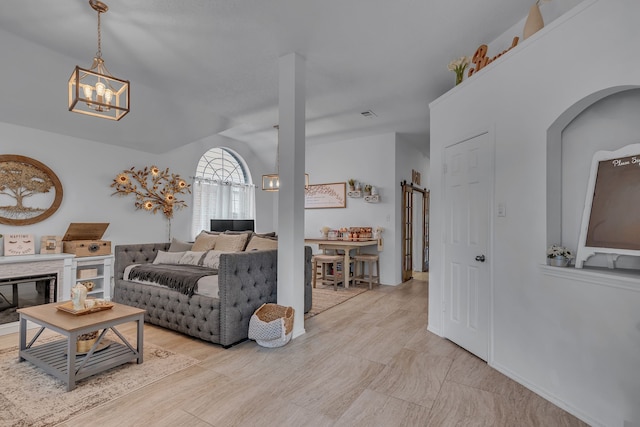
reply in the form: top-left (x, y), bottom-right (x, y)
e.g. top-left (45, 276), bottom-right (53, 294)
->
top-left (104, 88), bottom-right (113, 103)
top-left (82, 85), bottom-right (93, 99)
top-left (95, 81), bottom-right (106, 96)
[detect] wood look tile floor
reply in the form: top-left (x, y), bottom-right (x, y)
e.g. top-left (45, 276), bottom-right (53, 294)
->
top-left (2, 278), bottom-right (589, 427)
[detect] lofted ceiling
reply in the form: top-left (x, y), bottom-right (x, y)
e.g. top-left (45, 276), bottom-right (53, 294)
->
top-left (0, 0), bottom-right (539, 155)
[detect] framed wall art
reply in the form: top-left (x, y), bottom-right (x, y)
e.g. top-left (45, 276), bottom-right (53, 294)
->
top-left (304, 182), bottom-right (346, 209)
top-left (0, 155), bottom-right (63, 226)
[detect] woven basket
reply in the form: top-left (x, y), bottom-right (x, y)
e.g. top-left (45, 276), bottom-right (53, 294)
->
top-left (248, 303), bottom-right (294, 348)
top-left (77, 331), bottom-right (99, 353)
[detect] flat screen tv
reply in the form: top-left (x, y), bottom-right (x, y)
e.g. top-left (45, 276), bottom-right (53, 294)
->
top-left (210, 219), bottom-right (255, 232)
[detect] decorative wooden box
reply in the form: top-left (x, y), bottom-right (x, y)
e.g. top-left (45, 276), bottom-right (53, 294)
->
top-left (62, 223), bottom-right (111, 257)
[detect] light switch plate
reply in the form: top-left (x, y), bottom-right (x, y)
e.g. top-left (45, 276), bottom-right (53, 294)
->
top-left (497, 203), bottom-right (506, 217)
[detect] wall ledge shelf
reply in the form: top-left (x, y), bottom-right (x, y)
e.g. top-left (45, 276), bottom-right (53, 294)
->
top-left (540, 264), bottom-right (640, 293)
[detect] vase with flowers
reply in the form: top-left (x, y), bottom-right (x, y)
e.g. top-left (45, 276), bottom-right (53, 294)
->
top-left (547, 244), bottom-right (574, 267)
top-left (448, 56), bottom-right (470, 86)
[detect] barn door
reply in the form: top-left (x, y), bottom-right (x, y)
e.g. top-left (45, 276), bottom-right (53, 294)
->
top-left (401, 181), bottom-right (429, 281)
top-left (402, 183), bottom-right (414, 282)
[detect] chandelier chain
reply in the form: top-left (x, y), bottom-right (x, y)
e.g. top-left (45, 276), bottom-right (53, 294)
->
top-left (96, 7), bottom-right (102, 59)
top-left (274, 125), bottom-right (279, 172)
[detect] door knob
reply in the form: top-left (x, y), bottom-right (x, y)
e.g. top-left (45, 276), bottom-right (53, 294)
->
top-left (475, 255), bottom-right (486, 262)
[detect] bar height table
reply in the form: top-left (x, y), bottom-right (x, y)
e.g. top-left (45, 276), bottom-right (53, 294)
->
top-left (305, 239), bottom-right (379, 288)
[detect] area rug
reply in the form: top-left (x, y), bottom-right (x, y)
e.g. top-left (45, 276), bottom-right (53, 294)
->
top-left (0, 334), bottom-right (199, 427)
top-left (305, 284), bottom-right (369, 319)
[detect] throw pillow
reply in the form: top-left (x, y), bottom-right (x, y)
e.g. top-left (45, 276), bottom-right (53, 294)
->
top-left (224, 230), bottom-right (254, 250)
top-left (201, 250), bottom-right (224, 269)
top-left (153, 250), bottom-right (185, 265)
top-left (245, 236), bottom-right (278, 251)
top-left (169, 237), bottom-right (193, 252)
top-left (178, 251), bottom-right (206, 266)
top-left (251, 231), bottom-right (277, 239)
top-left (215, 233), bottom-right (248, 252)
top-left (192, 231), bottom-right (218, 251)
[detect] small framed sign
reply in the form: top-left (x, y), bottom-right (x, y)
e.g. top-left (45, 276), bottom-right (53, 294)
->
top-left (4, 234), bottom-right (35, 256)
top-left (40, 235), bottom-right (63, 254)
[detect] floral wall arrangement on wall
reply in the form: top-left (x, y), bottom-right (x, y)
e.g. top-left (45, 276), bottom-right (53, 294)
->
top-left (111, 166), bottom-right (191, 220)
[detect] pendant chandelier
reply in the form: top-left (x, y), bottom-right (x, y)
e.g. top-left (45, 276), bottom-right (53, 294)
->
top-left (68, 0), bottom-right (130, 121)
top-left (262, 125), bottom-right (309, 191)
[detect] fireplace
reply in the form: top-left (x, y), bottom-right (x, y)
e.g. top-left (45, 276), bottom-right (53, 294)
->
top-left (0, 253), bottom-right (73, 335)
top-left (0, 274), bottom-right (57, 325)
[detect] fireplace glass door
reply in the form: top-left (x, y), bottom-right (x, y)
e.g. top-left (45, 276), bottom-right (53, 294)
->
top-left (0, 274), bottom-right (57, 325)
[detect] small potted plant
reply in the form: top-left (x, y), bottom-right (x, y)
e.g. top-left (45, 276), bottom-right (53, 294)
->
top-left (547, 244), bottom-right (574, 267)
top-left (363, 184), bottom-right (372, 196)
top-left (448, 56), bottom-right (470, 86)
top-left (348, 179), bottom-right (355, 191)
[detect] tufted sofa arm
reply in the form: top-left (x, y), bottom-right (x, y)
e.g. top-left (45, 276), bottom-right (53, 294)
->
top-left (218, 250), bottom-right (278, 346)
top-left (114, 242), bottom-right (170, 282)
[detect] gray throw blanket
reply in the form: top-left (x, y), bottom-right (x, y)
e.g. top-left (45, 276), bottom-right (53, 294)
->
top-left (128, 264), bottom-right (217, 296)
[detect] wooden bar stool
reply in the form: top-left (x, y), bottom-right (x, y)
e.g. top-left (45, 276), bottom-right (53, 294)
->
top-left (353, 254), bottom-right (380, 289)
top-left (312, 254), bottom-right (344, 291)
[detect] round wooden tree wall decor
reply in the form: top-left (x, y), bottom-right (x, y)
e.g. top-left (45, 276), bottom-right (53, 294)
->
top-left (0, 155), bottom-right (63, 225)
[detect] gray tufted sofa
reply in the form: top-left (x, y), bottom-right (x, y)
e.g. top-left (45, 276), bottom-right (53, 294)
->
top-left (113, 243), bottom-right (312, 347)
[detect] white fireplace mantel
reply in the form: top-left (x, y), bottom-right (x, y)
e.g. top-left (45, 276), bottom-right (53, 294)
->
top-left (0, 253), bottom-right (75, 336)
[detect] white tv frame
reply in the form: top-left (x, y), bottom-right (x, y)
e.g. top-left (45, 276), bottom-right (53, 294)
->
top-left (575, 143), bottom-right (640, 269)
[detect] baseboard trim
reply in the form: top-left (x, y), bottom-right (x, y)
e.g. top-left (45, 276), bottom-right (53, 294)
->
top-left (489, 360), bottom-right (606, 427)
top-left (426, 324), bottom-right (442, 336)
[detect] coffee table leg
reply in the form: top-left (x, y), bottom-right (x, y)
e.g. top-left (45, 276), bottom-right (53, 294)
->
top-left (136, 314), bottom-right (144, 364)
top-left (67, 333), bottom-right (77, 391)
top-left (18, 315), bottom-right (26, 361)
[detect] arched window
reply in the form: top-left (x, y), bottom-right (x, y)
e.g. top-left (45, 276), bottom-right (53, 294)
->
top-left (191, 147), bottom-right (255, 238)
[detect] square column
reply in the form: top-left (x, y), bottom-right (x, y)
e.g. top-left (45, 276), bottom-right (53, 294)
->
top-left (277, 52), bottom-right (306, 338)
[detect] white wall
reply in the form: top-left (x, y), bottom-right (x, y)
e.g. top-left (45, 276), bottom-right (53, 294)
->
top-left (429, 1), bottom-right (640, 426)
top-left (305, 133), bottom-right (428, 285)
top-left (0, 122), bottom-right (273, 247)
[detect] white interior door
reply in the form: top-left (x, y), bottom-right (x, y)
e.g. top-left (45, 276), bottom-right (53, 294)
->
top-left (443, 132), bottom-right (492, 361)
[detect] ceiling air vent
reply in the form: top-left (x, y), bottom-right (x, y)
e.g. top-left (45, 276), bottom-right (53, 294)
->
top-left (361, 110), bottom-right (377, 118)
